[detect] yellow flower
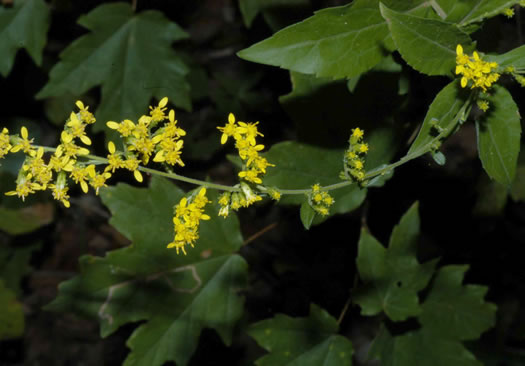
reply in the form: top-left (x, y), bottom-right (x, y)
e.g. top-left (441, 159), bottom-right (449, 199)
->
top-left (5, 173), bottom-right (39, 201)
top-left (10, 127), bottom-right (35, 155)
top-left (477, 100), bottom-right (489, 112)
top-left (75, 101), bottom-right (96, 124)
top-left (107, 119), bottom-right (135, 137)
top-left (105, 141), bottom-right (124, 173)
top-left (150, 97), bottom-right (169, 123)
top-left (0, 128), bottom-right (12, 158)
top-left (123, 157), bottom-right (143, 182)
top-left (455, 44), bottom-right (500, 91)
top-left (66, 112), bottom-right (92, 145)
top-left (217, 113), bottom-right (238, 144)
top-left (168, 187), bottom-right (211, 254)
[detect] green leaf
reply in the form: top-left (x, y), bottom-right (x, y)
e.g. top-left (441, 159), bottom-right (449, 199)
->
top-left (0, 0), bottom-right (50, 76)
top-left (369, 265), bottom-right (496, 366)
top-left (36, 3), bottom-right (191, 131)
top-left (436, 0), bottom-right (521, 25)
top-left (299, 201), bottom-right (316, 230)
top-left (380, 3), bottom-right (473, 76)
top-left (486, 44), bottom-right (525, 70)
top-left (0, 242), bottom-right (40, 296)
top-left (238, 0), bottom-right (395, 79)
top-left (476, 85), bottom-right (521, 186)
top-left (0, 203), bottom-right (54, 235)
top-left (249, 304), bottom-right (354, 366)
top-left (370, 326), bottom-right (483, 366)
top-left (407, 80), bottom-right (467, 157)
top-left (0, 279), bottom-right (24, 340)
top-left (419, 265), bottom-right (497, 340)
top-left (46, 177), bottom-right (248, 366)
top-left (354, 203), bottom-right (437, 321)
top-left (263, 141), bottom-right (367, 214)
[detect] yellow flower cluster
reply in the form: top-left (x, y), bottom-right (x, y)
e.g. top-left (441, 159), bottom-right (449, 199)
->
top-left (455, 44), bottom-right (500, 91)
top-left (308, 184), bottom-right (334, 216)
top-left (2, 102), bottom-right (104, 207)
top-left (216, 113), bottom-right (276, 218)
top-left (2, 98), bottom-right (186, 208)
top-left (168, 187), bottom-right (211, 255)
top-left (218, 113), bottom-right (273, 185)
top-left (106, 97), bottom-right (186, 182)
top-left (341, 128), bottom-right (368, 182)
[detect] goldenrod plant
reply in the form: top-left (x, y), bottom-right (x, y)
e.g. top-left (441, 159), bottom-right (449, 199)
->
top-left (1, 1), bottom-right (525, 365)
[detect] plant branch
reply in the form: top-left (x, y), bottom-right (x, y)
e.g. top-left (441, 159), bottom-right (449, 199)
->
top-left (33, 94), bottom-right (473, 197)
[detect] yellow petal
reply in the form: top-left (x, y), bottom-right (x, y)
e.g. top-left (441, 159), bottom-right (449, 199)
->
top-left (106, 121), bottom-right (120, 130)
top-left (228, 113), bottom-right (235, 124)
top-left (81, 181), bottom-right (89, 193)
top-left (159, 97), bottom-right (168, 108)
top-left (134, 169), bottom-right (143, 182)
top-left (76, 100), bottom-right (85, 110)
top-left (153, 151), bottom-right (165, 162)
top-left (108, 141), bottom-right (116, 154)
top-left (61, 131), bottom-right (73, 143)
top-left (21, 126), bottom-right (28, 139)
top-left (456, 44), bottom-right (463, 56)
top-left (81, 135), bottom-right (92, 146)
top-left (169, 109), bottom-right (175, 122)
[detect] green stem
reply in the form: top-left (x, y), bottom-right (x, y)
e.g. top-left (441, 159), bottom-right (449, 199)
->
top-left (33, 94), bottom-right (473, 197)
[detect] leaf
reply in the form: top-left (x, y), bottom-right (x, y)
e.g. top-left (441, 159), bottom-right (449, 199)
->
top-left (248, 304), bottom-right (354, 366)
top-left (0, 0), bottom-right (50, 76)
top-left (0, 242), bottom-right (40, 296)
top-left (354, 203), bottom-right (437, 321)
top-left (407, 80), bottom-right (467, 156)
top-left (36, 3), bottom-right (191, 131)
top-left (46, 176), bottom-right (248, 366)
top-left (476, 85), bottom-right (521, 186)
top-left (370, 326), bottom-right (483, 366)
top-left (369, 265), bottom-right (496, 366)
top-left (0, 279), bottom-right (24, 340)
top-left (436, 0), bottom-right (521, 25)
top-left (299, 201), bottom-right (316, 230)
top-left (419, 265), bottom-right (497, 340)
top-left (486, 43), bottom-right (525, 70)
top-left (0, 203), bottom-right (54, 235)
top-left (380, 3), bottom-right (473, 76)
top-left (263, 141), bottom-right (367, 214)
top-left (238, 0), bottom-right (395, 79)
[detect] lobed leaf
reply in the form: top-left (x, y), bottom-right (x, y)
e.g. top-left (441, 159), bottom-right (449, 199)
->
top-left (419, 265), bottom-right (497, 340)
top-left (476, 85), bottom-right (521, 186)
top-left (380, 3), bottom-right (473, 76)
top-left (46, 176), bottom-right (248, 366)
top-left (369, 265), bottom-right (496, 366)
top-left (36, 3), bottom-right (191, 130)
top-left (249, 304), bottom-right (354, 366)
top-left (0, 0), bottom-right (50, 76)
top-left (354, 203), bottom-right (437, 321)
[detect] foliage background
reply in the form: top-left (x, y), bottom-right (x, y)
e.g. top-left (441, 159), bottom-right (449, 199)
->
top-left (1, 0), bottom-right (525, 365)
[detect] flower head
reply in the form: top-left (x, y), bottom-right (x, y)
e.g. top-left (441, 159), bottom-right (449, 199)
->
top-left (455, 44), bottom-right (500, 91)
